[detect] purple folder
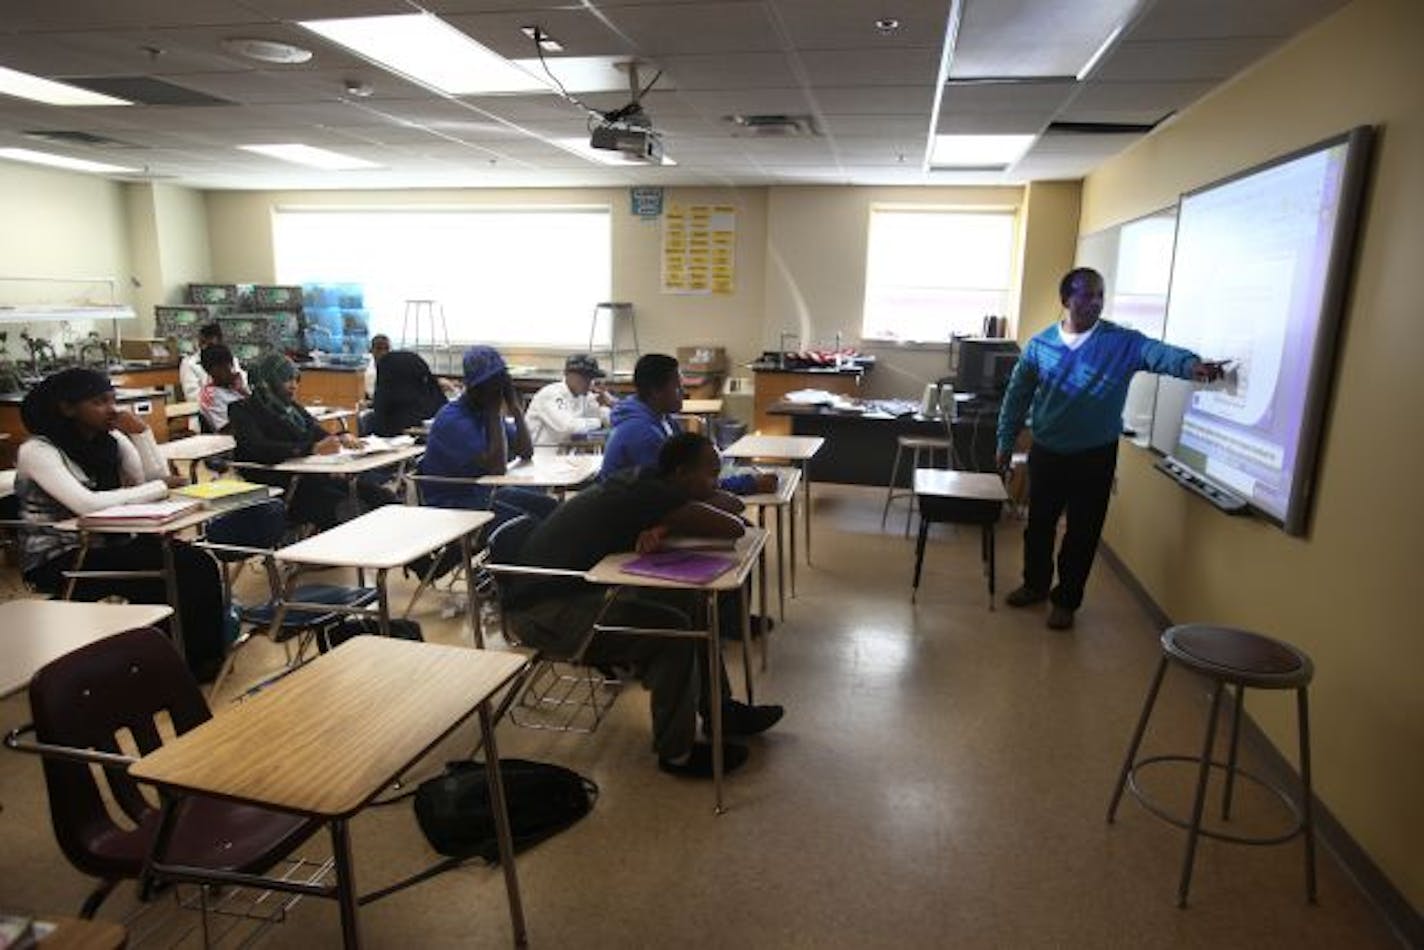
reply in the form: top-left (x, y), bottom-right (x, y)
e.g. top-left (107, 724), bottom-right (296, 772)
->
top-left (620, 551), bottom-right (737, 584)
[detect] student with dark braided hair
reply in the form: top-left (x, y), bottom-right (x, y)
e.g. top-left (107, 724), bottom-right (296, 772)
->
top-left (14, 367), bottom-right (226, 680)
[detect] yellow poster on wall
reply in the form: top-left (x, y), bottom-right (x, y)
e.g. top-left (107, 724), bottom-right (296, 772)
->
top-left (662, 203), bottom-right (735, 295)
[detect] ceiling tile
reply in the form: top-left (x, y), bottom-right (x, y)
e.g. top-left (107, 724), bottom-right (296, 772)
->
top-left (811, 86), bottom-right (934, 115)
top-left (1093, 38), bottom-right (1282, 83)
top-left (770, 0), bottom-right (951, 51)
top-left (600, 3), bottom-right (782, 56)
top-left (949, 0), bottom-right (1135, 79)
top-left (442, 10), bottom-right (633, 59)
top-left (659, 53), bottom-right (796, 90)
top-left (799, 48), bottom-right (942, 87)
top-left (1058, 79), bottom-right (1214, 124)
top-left (1127, 0), bottom-right (1349, 42)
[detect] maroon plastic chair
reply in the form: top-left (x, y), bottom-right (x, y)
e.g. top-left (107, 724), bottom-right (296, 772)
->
top-left (9, 626), bottom-right (322, 918)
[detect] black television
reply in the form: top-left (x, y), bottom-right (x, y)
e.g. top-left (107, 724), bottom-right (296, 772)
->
top-left (948, 337), bottom-right (1020, 396)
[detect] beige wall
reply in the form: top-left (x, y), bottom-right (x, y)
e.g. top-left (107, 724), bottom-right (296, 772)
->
top-left (203, 185), bottom-right (768, 374)
top-left (151, 184), bottom-right (213, 331)
top-left (1080, 0), bottom-right (1423, 909)
top-left (203, 182), bottom-right (1082, 404)
top-left (762, 184), bottom-right (1031, 399)
top-left (0, 163), bottom-right (133, 352)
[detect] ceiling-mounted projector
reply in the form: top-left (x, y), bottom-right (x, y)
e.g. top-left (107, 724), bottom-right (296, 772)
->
top-left (590, 122), bottom-right (664, 164)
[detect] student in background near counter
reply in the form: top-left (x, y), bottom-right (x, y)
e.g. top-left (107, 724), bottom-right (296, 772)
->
top-left (229, 353), bottom-right (396, 530)
top-left (196, 343), bottom-right (248, 433)
top-left (363, 333), bottom-right (391, 401)
top-left (525, 353), bottom-right (614, 448)
top-left (601, 353), bottom-right (776, 495)
top-left (14, 368), bottom-right (226, 680)
top-left (370, 350), bottom-right (447, 438)
top-left (996, 267), bottom-right (1226, 631)
top-left (179, 322), bottom-right (243, 402)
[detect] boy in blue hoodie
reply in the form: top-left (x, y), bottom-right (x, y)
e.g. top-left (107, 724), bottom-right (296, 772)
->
top-left (997, 267), bottom-right (1227, 630)
top-left (601, 353), bottom-right (777, 496)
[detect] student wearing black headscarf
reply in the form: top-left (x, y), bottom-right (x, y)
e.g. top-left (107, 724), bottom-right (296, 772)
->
top-left (370, 350), bottom-right (446, 438)
top-left (15, 368), bottom-right (226, 681)
top-left (229, 353), bottom-right (396, 529)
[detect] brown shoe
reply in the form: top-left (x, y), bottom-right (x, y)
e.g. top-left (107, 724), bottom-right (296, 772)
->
top-left (1047, 605), bottom-right (1075, 630)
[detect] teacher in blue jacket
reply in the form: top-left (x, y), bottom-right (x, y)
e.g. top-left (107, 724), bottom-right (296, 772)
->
top-left (997, 267), bottom-right (1225, 630)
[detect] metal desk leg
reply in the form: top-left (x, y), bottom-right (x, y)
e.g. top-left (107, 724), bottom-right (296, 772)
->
top-left (986, 523), bottom-right (996, 609)
top-left (61, 533), bottom-right (93, 601)
top-left (330, 819), bottom-right (362, 948)
top-left (740, 578), bottom-right (755, 706)
top-left (755, 507), bottom-right (770, 625)
top-left (376, 569), bottom-right (392, 637)
top-left (787, 491), bottom-right (798, 599)
top-left (160, 535), bottom-right (187, 661)
top-left (707, 593), bottom-right (724, 815)
top-left (480, 701), bottom-right (529, 946)
top-left (802, 460), bottom-right (812, 567)
top-left (911, 517), bottom-right (930, 603)
top-left (775, 505), bottom-right (787, 615)
top-left (461, 534), bottom-right (483, 648)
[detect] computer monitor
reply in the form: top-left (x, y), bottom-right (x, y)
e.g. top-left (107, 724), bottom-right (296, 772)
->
top-left (948, 337), bottom-right (1020, 396)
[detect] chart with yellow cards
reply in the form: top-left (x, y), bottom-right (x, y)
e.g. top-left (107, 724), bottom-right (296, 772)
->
top-left (662, 203), bottom-right (735, 295)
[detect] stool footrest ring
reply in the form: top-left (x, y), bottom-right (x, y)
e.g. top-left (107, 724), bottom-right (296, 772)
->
top-left (1126, 754), bottom-right (1305, 847)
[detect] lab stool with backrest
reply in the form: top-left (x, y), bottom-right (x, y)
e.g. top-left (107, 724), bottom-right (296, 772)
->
top-left (1107, 624), bottom-right (1317, 907)
top-left (882, 434), bottom-right (953, 536)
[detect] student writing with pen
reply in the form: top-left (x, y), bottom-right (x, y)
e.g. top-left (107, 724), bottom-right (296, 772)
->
top-left (995, 267), bottom-right (1227, 631)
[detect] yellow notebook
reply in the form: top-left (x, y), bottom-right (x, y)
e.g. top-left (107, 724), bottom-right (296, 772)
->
top-left (171, 480), bottom-right (267, 509)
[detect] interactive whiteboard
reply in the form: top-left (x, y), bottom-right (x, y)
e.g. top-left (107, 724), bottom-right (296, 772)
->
top-left (1150, 127), bottom-right (1373, 535)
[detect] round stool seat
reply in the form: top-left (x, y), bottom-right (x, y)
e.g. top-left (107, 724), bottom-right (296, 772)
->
top-left (897, 435), bottom-right (952, 450)
top-left (1162, 624), bottom-right (1314, 689)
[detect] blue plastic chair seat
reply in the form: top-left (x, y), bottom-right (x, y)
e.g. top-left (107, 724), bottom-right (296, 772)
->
top-left (238, 583), bottom-right (377, 638)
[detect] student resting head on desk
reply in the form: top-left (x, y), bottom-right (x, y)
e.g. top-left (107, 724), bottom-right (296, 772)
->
top-left (524, 352), bottom-right (614, 448)
top-left (600, 353), bottom-right (776, 496)
top-left (370, 350), bottom-right (447, 438)
top-left (14, 367), bottom-right (226, 680)
top-left (506, 432), bottom-right (784, 778)
top-left (228, 353), bottom-right (396, 531)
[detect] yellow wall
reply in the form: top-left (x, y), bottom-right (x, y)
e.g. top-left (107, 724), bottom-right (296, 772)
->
top-left (1017, 180), bottom-right (1082, 340)
top-left (1080, 0), bottom-right (1424, 908)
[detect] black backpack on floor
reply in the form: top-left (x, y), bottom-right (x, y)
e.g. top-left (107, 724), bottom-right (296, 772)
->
top-left (317, 616), bottom-right (423, 653)
top-left (414, 759), bottom-right (598, 864)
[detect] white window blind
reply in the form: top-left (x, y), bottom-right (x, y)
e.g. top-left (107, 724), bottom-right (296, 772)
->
top-left (272, 207), bottom-right (612, 348)
top-left (861, 207), bottom-right (1017, 343)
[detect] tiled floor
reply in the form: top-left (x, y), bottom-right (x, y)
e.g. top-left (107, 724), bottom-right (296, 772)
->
top-left (0, 485), bottom-right (1398, 947)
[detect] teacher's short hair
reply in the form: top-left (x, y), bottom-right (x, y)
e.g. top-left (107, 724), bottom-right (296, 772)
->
top-left (1059, 267), bottom-right (1103, 303)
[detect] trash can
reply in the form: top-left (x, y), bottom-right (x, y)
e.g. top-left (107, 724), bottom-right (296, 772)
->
top-left (713, 419), bottom-right (747, 450)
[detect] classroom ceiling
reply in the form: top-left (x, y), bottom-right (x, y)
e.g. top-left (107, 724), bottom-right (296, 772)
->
top-left (0, 0), bottom-right (1348, 190)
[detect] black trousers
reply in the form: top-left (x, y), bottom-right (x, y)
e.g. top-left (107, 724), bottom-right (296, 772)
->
top-left (1023, 440), bottom-right (1119, 610)
top-left (26, 536), bottom-right (227, 680)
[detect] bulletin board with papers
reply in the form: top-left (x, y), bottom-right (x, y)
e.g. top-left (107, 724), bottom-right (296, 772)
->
top-left (662, 203), bottom-right (735, 295)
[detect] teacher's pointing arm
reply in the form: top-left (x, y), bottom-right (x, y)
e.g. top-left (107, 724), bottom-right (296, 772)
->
top-left (995, 343), bottom-right (1039, 470)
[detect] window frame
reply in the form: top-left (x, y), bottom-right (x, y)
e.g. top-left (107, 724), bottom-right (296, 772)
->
top-left (860, 204), bottom-right (1020, 347)
top-left (271, 203), bottom-right (614, 352)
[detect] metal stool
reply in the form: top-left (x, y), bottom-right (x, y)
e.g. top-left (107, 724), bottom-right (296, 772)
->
top-left (881, 435), bottom-right (952, 535)
top-left (1107, 624), bottom-right (1316, 907)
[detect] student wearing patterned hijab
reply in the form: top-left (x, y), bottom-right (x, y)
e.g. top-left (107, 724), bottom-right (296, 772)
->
top-left (15, 367), bottom-right (227, 680)
top-left (229, 353), bottom-right (395, 529)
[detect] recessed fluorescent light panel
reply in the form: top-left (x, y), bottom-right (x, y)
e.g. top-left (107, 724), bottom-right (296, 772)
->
top-left (929, 134), bottom-right (1035, 168)
top-left (0, 147), bottom-right (137, 174)
top-left (552, 138), bottom-right (676, 167)
top-left (0, 65), bottom-right (131, 106)
top-left (239, 144), bottom-right (380, 170)
top-left (300, 13), bottom-right (547, 95)
top-left (948, 0), bottom-right (1139, 79)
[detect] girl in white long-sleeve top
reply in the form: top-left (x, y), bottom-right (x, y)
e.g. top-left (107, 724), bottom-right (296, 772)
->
top-left (15, 368), bottom-right (227, 680)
